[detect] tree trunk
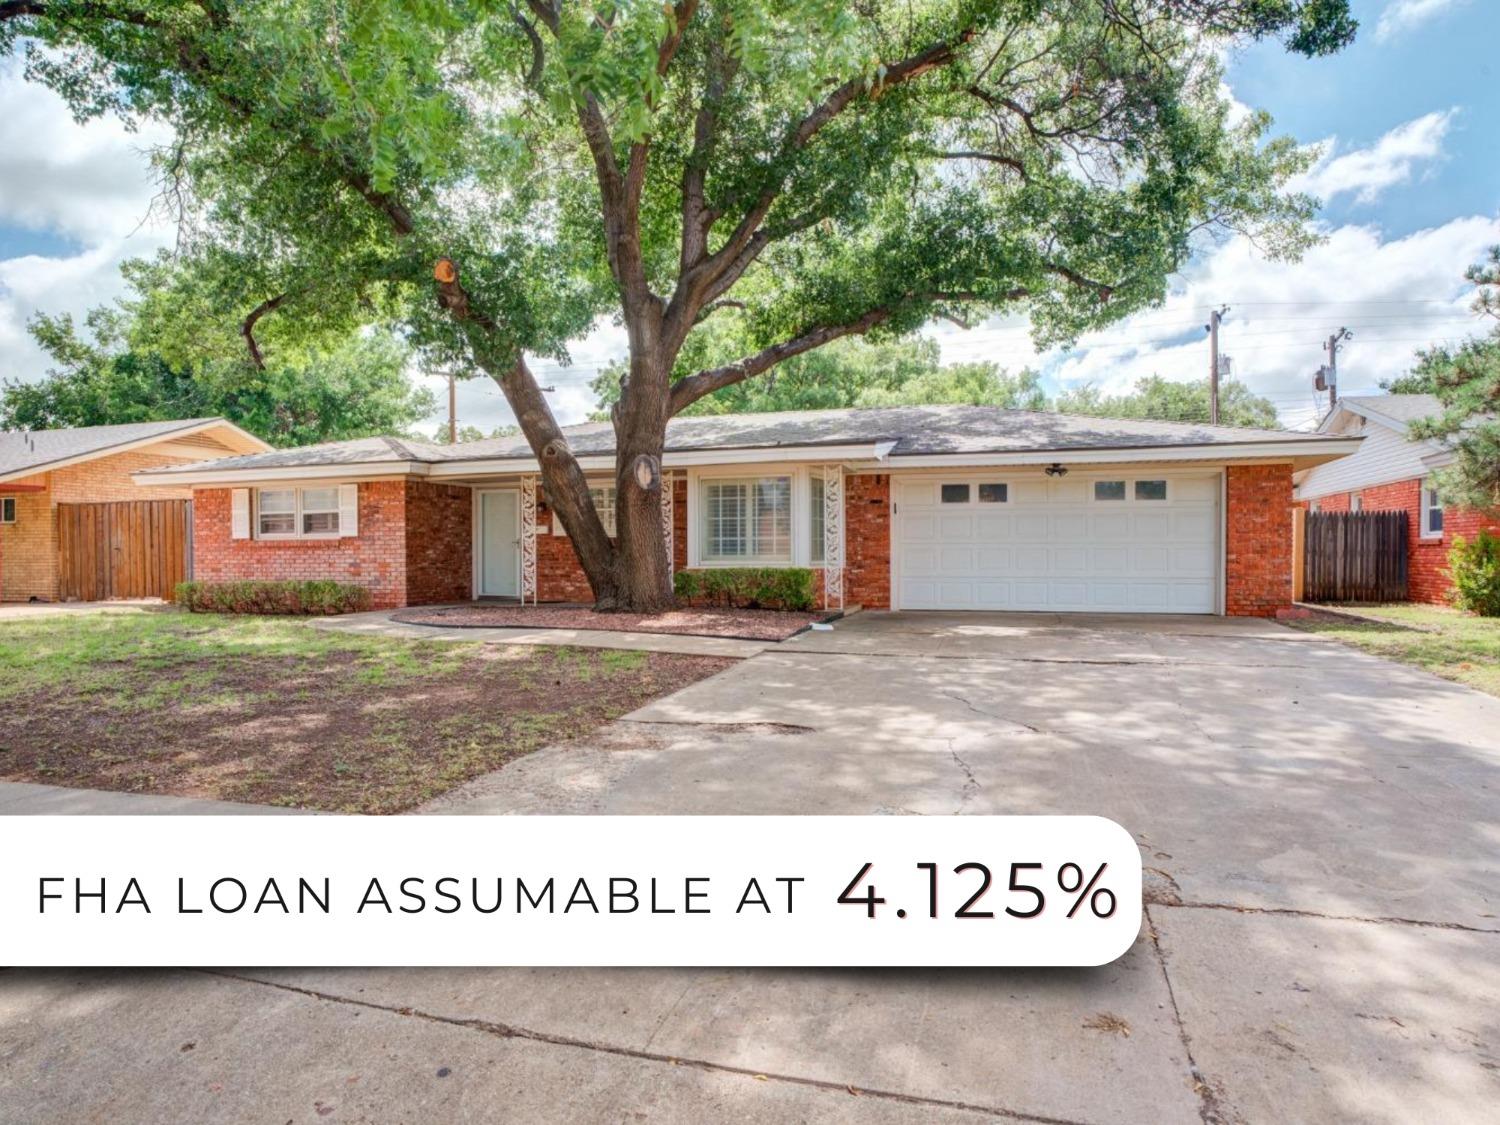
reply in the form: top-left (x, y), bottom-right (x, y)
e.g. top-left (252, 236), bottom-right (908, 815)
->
top-left (606, 349), bottom-right (674, 613)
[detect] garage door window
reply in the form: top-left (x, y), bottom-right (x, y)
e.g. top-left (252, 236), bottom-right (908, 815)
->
top-left (1094, 480), bottom-right (1126, 501)
top-left (978, 483), bottom-right (1008, 503)
top-left (941, 483), bottom-right (971, 504)
top-left (1134, 480), bottom-right (1168, 501)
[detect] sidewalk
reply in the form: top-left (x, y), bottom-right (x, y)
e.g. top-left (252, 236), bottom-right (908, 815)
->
top-left (0, 781), bottom-right (311, 815)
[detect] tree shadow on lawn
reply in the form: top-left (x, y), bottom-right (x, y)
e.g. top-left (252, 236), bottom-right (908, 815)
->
top-left (0, 643), bottom-right (731, 813)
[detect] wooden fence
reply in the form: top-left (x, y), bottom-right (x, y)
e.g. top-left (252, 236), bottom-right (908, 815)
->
top-left (1302, 510), bottom-right (1408, 603)
top-left (57, 499), bottom-right (192, 602)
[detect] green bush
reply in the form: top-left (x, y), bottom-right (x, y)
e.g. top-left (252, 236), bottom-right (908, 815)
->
top-left (672, 567), bottom-right (816, 611)
top-left (174, 579), bottom-right (372, 616)
top-left (1448, 531), bottom-right (1500, 616)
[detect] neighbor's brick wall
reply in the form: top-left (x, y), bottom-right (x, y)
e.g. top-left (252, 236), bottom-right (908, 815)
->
top-left (405, 480), bottom-right (473, 604)
top-left (1226, 464), bottom-right (1294, 617)
top-left (0, 479), bottom-right (56, 602)
top-left (1314, 479), bottom-right (1500, 604)
top-left (845, 473), bottom-right (891, 610)
top-left (193, 482), bottom-right (408, 609)
top-left (1, 448), bottom-right (198, 602)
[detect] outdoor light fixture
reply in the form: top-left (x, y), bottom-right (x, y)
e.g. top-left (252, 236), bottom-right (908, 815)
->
top-left (1045, 463), bottom-right (1068, 477)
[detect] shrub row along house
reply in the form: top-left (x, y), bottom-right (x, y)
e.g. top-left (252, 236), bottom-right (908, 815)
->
top-left (132, 405), bottom-right (1357, 617)
top-left (1294, 395), bottom-right (1500, 605)
top-left (0, 419), bottom-right (268, 603)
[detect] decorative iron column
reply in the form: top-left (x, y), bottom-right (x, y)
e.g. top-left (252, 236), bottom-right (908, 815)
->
top-left (520, 474), bottom-right (538, 604)
top-left (661, 471), bottom-right (675, 581)
top-left (822, 465), bottom-right (845, 610)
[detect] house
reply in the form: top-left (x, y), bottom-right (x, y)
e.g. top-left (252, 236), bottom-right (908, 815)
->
top-left (1293, 394), bottom-right (1500, 604)
top-left (133, 405), bottom-right (1359, 617)
top-left (0, 418), bottom-right (270, 602)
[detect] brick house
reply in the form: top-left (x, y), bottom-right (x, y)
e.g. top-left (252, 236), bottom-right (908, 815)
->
top-left (135, 405), bottom-right (1359, 617)
top-left (0, 419), bottom-right (269, 602)
top-left (1293, 395), bottom-right (1500, 604)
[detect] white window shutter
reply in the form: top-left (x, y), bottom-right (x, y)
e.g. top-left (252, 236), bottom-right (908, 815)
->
top-left (230, 489), bottom-right (250, 539)
top-left (339, 484), bottom-right (359, 537)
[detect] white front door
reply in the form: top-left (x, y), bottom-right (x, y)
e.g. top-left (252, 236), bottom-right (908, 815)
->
top-left (478, 490), bottom-right (520, 597)
top-left (893, 473), bottom-right (1221, 614)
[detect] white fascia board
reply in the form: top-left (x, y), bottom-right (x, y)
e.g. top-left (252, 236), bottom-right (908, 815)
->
top-left (425, 442), bottom-right (892, 478)
top-left (132, 460), bottom-right (429, 487)
top-left (881, 438), bottom-right (1360, 469)
top-left (1420, 448), bottom-right (1456, 471)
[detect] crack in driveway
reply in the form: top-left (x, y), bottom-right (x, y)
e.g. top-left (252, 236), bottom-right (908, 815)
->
top-left (204, 970), bottom-right (1090, 1124)
top-left (940, 690), bottom-right (1045, 733)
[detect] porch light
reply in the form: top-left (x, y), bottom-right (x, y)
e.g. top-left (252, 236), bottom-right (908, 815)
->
top-left (1045, 463), bottom-right (1068, 477)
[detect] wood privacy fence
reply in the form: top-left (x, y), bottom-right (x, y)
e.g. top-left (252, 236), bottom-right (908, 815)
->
top-left (57, 500), bottom-right (192, 602)
top-left (1302, 510), bottom-right (1408, 603)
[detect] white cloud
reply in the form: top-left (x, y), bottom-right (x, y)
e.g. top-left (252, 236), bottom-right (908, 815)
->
top-left (926, 215), bottom-right (1500, 431)
top-left (1375, 0), bottom-right (1468, 44)
top-left (1292, 109), bottom-right (1456, 206)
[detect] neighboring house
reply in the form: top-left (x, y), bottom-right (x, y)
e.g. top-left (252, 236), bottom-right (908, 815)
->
top-left (0, 419), bottom-right (270, 602)
top-left (134, 405), bottom-right (1358, 617)
top-left (1294, 395), bottom-right (1500, 604)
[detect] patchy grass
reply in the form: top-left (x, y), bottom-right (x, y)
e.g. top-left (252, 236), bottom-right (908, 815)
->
top-left (0, 611), bottom-right (730, 812)
top-left (1287, 603), bottom-right (1500, 698)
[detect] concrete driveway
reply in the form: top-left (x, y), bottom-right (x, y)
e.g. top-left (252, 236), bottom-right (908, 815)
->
top-left (4, 612), bottom-right (1498, 1123)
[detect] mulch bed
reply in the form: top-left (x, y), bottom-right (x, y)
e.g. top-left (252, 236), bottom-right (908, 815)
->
top-left (391, 604), bottom-right (836, 642)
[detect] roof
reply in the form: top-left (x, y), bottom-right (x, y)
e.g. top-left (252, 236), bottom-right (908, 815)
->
top-left (1325, 394), bottom-right (1442, 431)
top-left (139, 404), bottom-right (1348, 479)
top-left (0, 418), bottom-right (270, 483)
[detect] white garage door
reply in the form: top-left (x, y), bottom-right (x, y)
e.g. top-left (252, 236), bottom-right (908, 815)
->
top-left (894, 473), bottom-right (1220, 613)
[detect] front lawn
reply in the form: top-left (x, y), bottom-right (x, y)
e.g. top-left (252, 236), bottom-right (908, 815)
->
top-left (1286, 603), bottom-right (1500, 698)
top-left (0, 611), bottom-right (730, 812)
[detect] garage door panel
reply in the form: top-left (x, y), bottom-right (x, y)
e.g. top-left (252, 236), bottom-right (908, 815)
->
top-left (895, 474), bottom-right (1219, 614)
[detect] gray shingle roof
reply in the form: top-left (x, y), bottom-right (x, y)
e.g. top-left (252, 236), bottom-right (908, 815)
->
top-left (142, 404), bottom-right (1338, 476)
top-left (1337, 394), bottom-right (1442, 428)
top-left (0, 418), bottom-right (227, 479)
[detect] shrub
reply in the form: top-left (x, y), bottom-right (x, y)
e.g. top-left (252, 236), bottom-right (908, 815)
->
top-left (1448, 531), bottom-right (1500, 616)
top-left (174, 579), bottom-right (372, 616)
top-left (673, 567), bottom-right (816, 611)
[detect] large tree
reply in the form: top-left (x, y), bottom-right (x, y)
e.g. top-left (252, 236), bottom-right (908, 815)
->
top-left (1056, 373), bottom-right (1278, 428)
top-left (1386, 247), bottom-right (1500, 511)
top-left (1, 256), bottom-right (435, 445)
top-left (3, 0), bottom-right (1353, 610)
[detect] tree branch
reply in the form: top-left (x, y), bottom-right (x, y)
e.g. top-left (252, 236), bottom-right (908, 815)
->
top-left (240, 292), bottom-right (288, 370)
top-left (0, 0), bottom-right (157, 25)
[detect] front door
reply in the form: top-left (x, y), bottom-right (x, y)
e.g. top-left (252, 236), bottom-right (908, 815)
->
top-left (478, 490), bottom-right (520, 597)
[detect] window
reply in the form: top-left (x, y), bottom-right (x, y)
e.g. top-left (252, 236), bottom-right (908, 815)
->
top-left (1134, 480), bottom-right (1167, 501)
top-left (590, 486), bottom-right (617, 537)
top-left (257, 487), bottom-right (340, 539)
top-left (941, 483), bottom-right (971, 504)
top-left (1094, 480), bottom-right (1126, 501)
top-left (0, 497), bottom-right (15, 524)
top-left (702, 477), bottom-right (791, 563)
top-left (810, 475), bottom-right (825, 564)
top-left (978, 483), bottom-right (1008, 503)
top-left (301, 487), bottom-right (340, 535)
top-left (1349, 493), bottom-right (1362, 513)
top-left (1421, 479), bottom-right (1444, 538)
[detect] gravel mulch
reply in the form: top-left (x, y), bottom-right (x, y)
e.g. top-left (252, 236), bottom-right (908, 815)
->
top-left (391, 604), bottom-right (834, 642)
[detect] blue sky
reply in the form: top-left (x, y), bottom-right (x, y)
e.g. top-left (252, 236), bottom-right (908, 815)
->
top-left (0, 0), bottom-right (1496, 433)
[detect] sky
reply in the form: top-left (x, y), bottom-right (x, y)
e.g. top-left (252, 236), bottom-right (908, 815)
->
top-left (0, 0), bottom-right (1496, 435)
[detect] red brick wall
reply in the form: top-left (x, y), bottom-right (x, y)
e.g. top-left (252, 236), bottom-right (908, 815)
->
top-left (193, 482), bottom-right (409, 609)
top-left (1226, 464), bottom-right (1293, 617)
top-left (1315, 480), bottom-right (1500, 604)
top-left (535, 478), bottom-right (689, 603)
top-left (405, 480), bottom-right (472, 604)
top-left (845, 473), bottom-right (891, 610)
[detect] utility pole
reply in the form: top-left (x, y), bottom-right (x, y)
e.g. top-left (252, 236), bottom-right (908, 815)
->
top-left (447, 372), bottom-right (457, 444)
top-left (1206, 305), bottom-right (1229, 425)
top-left (1314, 328), bottom-right (1353, 414)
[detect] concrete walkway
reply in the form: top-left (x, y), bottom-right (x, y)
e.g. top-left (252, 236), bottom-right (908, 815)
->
top-left (0, 781), bottom-right (310, 815)
top-left (311, 606), bottom-right (773, 658)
